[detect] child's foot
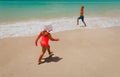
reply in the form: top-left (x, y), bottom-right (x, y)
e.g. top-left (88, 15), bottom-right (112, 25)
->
top-left (49, 51), bottom-right (54, 56)
top-left (38, 59), bottom-right (45, 65)
top-left (38, 61), bottom-right (42, 65)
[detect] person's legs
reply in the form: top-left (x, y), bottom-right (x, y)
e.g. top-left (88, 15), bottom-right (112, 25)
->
top-left (77, 16), bottom-right (81, 25)
top-left (38, 46), bottom-right (47, 64)
top-left (81, 16), bottom-right (86, 27)
top-left (77, 18), bottom-right (79, 25)
top-left (83, 21), bottom-right (87, 27)
top-left (47, 45), bottom-right (53, 55)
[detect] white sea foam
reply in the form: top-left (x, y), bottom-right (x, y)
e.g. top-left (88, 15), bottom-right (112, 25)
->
top-left (0, 17), bottom-right (120, 39)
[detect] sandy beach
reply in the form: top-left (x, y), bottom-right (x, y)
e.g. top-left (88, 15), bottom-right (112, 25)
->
top-left (0, 27), bottom-right (120, 77)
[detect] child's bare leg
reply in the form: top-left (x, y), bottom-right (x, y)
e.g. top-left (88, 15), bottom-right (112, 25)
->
top-left (83, 21), bottom-right (86, 27)
top-left (77, 18), bottom-right (79, 25)
top-left (38, 46), bottom-right (47, 64)
top-left (47, 45), bottom-right (51, 54)
top-left (47, 45), bottom-right (53, 55)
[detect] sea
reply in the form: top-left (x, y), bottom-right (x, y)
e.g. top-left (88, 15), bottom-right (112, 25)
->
top-left (0, 1), bottom-right (120, 39)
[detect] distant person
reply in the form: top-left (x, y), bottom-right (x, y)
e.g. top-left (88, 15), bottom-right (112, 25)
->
top-left (35, 25), bottom-right (59, 65)
top-left (77, 6), bottom-right (87, 27)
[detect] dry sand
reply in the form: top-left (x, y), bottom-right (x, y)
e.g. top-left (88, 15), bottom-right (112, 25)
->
top-left (0, 27), bottom-right (120, 77)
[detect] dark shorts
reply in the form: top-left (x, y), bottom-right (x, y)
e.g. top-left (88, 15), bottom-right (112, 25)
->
top-left (78, 16), bottom-right (84, 21)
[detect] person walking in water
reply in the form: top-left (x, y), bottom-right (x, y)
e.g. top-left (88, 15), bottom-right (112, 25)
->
top-left (77, 6), bottom-right (87, 27)
top-left (35, 25), bottom-right (59, 65)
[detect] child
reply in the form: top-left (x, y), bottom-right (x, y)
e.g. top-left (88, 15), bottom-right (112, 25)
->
top-left (77, 6), bottom-right (87, 27)
top-left (35, 25), bottom-right (59, 65)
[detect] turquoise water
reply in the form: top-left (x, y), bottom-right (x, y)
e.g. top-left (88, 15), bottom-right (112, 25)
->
top-left (0, 1), bottom-right (120, 23)
top-left (0, 1), bottom-right (120, 39)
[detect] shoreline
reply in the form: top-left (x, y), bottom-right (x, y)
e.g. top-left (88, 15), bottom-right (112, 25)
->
top-left (0, 15), bottom-right (120, 25)
top-left (0, 16), bottom-right (120, 39)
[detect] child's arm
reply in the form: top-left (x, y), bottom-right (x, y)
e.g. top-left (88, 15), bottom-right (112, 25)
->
top-left (48, 33), bottom-right (59, 41)
top-left (35, 32), bottom-right (42, 46)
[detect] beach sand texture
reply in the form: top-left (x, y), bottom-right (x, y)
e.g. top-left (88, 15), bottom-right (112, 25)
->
top-left (0, 27), bottom-right (120, 77)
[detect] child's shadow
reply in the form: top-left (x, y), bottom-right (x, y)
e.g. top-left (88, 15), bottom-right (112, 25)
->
top-left (42, 54), bottom-right (62, 64)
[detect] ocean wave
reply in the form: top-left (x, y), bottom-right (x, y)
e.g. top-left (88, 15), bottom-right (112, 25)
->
top-left (0, 17), bottom-right (120, 39)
